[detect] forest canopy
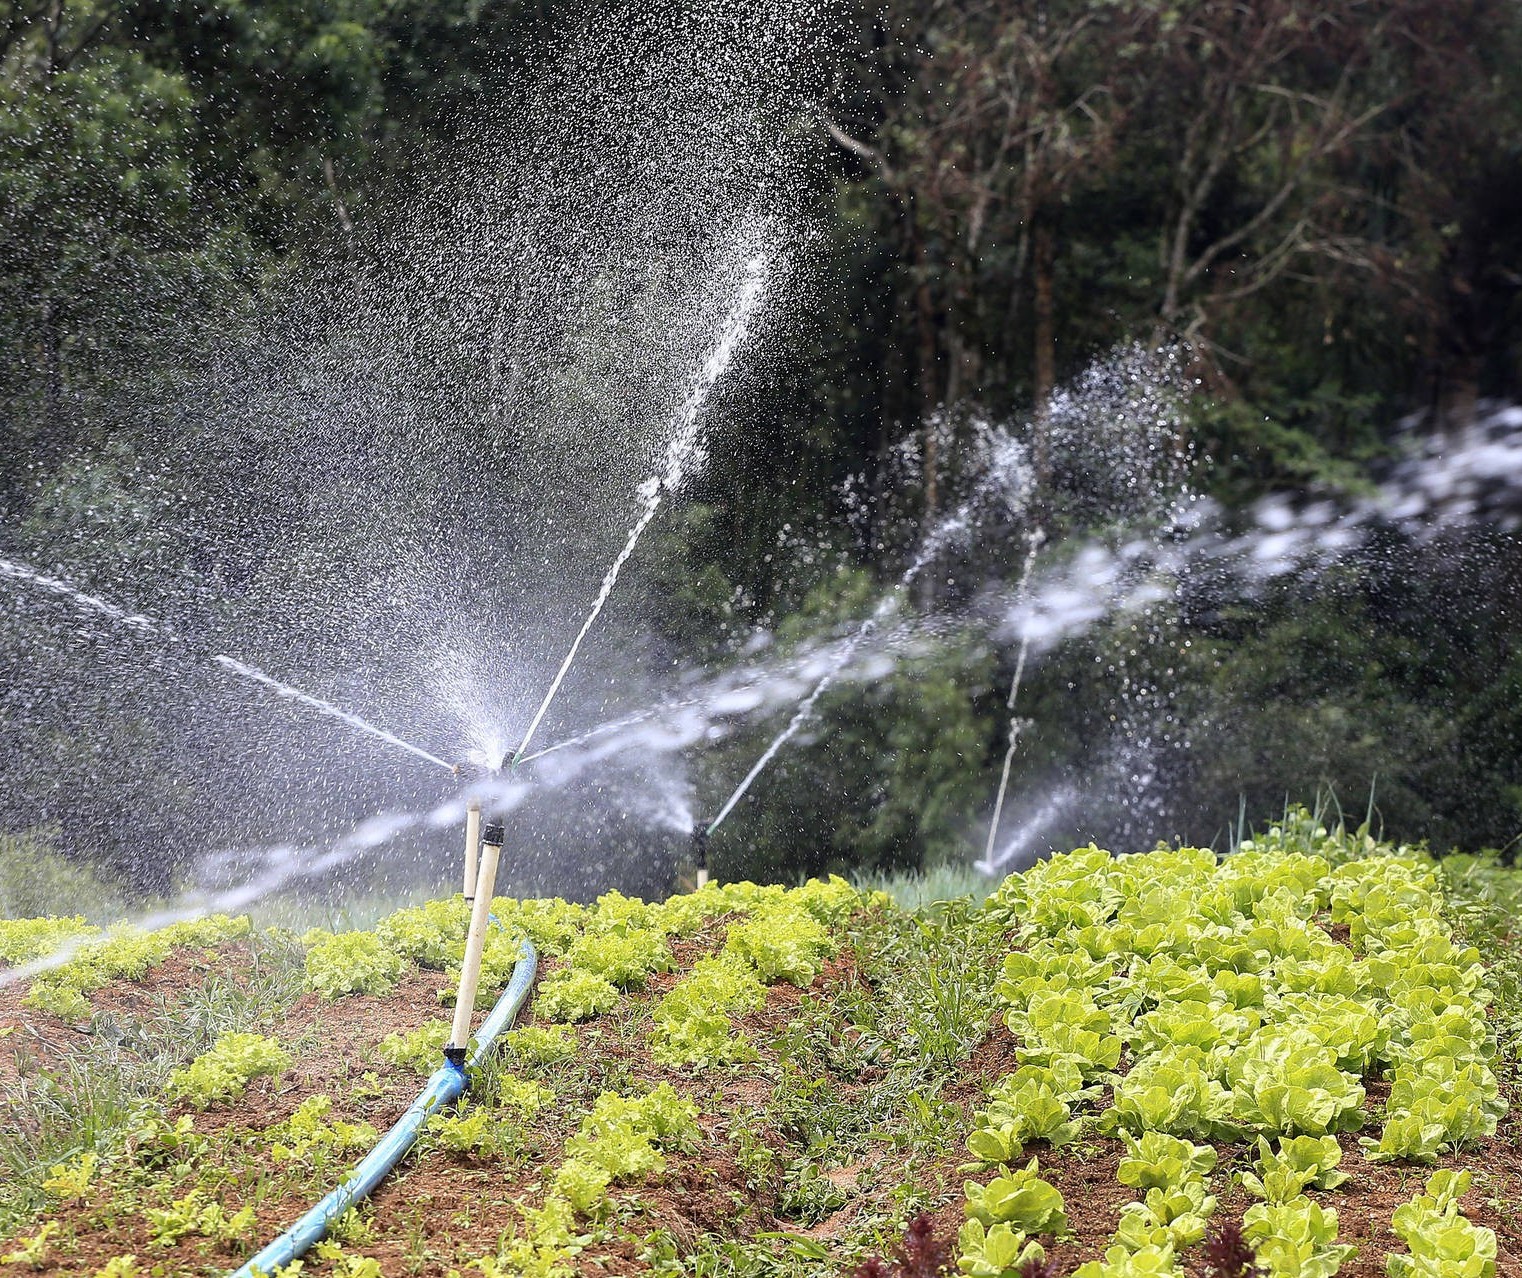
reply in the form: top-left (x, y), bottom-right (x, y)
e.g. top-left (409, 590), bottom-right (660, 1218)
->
top-left (1, 0), bottom-right (1519, 892)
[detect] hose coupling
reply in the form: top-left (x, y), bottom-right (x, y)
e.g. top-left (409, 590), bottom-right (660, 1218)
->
top-left (443, 1045), bottom-right (467, 1071)
top-left (482, 822), bottom-right (505, 847)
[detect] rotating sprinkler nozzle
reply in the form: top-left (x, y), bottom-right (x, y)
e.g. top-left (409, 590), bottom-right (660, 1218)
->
top-left (691, 823), bottom-right (710, 889)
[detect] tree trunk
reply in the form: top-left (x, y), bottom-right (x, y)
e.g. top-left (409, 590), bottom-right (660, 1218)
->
top-left (908, 209), bottom-right (941, 519)
top-left (1032, 219), bottom-right (1056, 487)
top-left (39, 294), bottom-right (63, 458)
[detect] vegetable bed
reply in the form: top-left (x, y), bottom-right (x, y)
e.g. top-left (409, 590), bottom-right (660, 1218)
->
top-left (1, 819), bottom-right (1518, 1277)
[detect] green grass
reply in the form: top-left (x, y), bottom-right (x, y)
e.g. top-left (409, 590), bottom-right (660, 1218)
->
top-left (0, 929), bottom-right (308, 1235)
top-left (1436, 853), bottom-right (1522, 1082)
top-left (0, 831), bottom-right (131, 923)
top-left (852, 861), bottom-right (995, 911)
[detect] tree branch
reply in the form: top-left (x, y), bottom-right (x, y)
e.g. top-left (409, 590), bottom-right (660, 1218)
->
top-left (819, 111), bottom-right (899, 187)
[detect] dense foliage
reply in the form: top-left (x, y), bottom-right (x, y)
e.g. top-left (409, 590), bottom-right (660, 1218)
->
top-left (0, 2), bottom-right (1519, 890)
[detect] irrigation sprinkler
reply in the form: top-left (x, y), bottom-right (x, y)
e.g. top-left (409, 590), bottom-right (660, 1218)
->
top-left (462, 799), bottom-right (482, 901)
top-left (691, 823), bottom-right (710, 888)
top-left (445, 817), bottom-right (505, 1070)
top-left (978, 529), bottom-right (1045, 876)
top-left (452, 763), bottom-right (496, 901)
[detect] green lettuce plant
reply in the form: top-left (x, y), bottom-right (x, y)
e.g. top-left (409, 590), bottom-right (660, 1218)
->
top-left (725, 904), bottom-right (834, 984)
top-left (1069, 1243), bottom-right (1182, 1278)
top-left (962, 1158), bottom-right (1069, 1235)
top-left (650, 953), bottom-right (764, 1067)
top-left (1242, 1195), bottom-right (1353, 1278)
top-left (562, 927), bottom-right (671, 987)
top-left (166, 1031), bottom-right (290, 1108)
top-left (954, 1220), bottom-right (1047, 1277)
top-left (378, 1018), bottom-right (452, 1072)
top-left (535, 970), bottom-right (619, 1022)
top-left (1224, 1029), bottom-right (1365, 1136)
top-left (1240, 1135), bottom-right (1348, 1202)
top-left (503, 1024), bottom-right (578, 1064)
top-left (1115, 1131), bottom-right (1217, 1192)
top-left (1387, 1169), bottom-right (1496, 1278)
top-left (303, 930), bottom-right (404, 999)
top-left (1112, 1180), bottom-right (1216, 1252)
top-left (1105, 1045), bottom-right (1235, 1139)
top-left (271, 1095), bottom-right (377, 1163)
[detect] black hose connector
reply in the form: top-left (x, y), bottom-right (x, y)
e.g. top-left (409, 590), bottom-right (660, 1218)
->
top-left (691, 825), bottom-right (709, 870)
top-left (443, 1045), bottom-right (467, 1071)
top-left (482, 822), bottom-right (505, 848)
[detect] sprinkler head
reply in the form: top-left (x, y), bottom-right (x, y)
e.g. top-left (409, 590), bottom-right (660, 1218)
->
top-left (453, 761), bottom-right (499, 783)
top-left (482, 821), bottom-right (505, 848)
top-left (691, 825), bottom-right (709, 869)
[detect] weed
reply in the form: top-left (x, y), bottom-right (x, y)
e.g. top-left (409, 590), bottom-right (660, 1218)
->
top-left (0, 1220), bottom-right (58, 1269)
top-left (849, 1213), bottom-right (954, 1277)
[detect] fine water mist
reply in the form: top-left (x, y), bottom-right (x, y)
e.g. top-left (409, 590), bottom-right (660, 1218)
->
top-left (0, 0), bottom-right (837, 896)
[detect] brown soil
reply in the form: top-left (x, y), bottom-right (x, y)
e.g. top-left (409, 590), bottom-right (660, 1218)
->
top-left (0, 942), bottom-right (261, 1090)
top-left (186, 965), bottom-right (475, 1136)
top-left (5, 914), bottom-right (1522, 1278)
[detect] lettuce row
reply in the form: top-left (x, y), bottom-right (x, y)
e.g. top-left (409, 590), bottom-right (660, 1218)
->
top-left (1243, 1195), bottom-right (1355, 1278)
top-left (466, 1082), bottom-right (698, 1278)
top-left (0, 915), bottom-right (100, 967)
top-left (1386, 1169), bottom-right (1496, 1278)
top-left (985, 841), bottom-right (1504, 1158)
top-left (649, 953), bottom-right (765, 1067)
top-left (957, 1158), bottom-right (1067, 1277)
top-left (1082, 1130), bottom-right (1217, 1271)
top-left (304, 930), bottom-right (405, 999)
top-left (646, 879), bottom-right (864, 1068)
top-left (967, 832), bottom-right (1507, 1274)
top-left (23, 914), bottom-right (251, 1020)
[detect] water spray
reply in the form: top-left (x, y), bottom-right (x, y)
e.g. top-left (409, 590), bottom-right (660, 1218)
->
top-left (705, 621), bottom-right (875, 836)
top-left (703, 433), bottom-right (1033, 837)
top-left (0, 555), bottom-right (452, 773)
top-left (978, 529), bottom-right (1045, 876)
top-left (510, 242), bottom-right (769, 768)
top-left (213, 654), bottom-right (453, 771)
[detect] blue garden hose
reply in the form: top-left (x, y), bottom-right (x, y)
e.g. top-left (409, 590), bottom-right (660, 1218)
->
top-left (232, 938), bottom-right (538, 1278)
